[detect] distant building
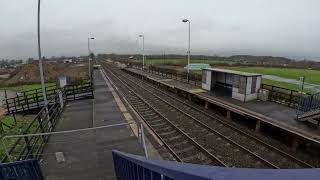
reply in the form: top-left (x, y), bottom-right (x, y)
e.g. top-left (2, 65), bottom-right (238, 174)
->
top-left (63, 59), bottom-right (73, 63)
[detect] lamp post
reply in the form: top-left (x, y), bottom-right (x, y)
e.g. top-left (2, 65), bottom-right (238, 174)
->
top-left (182, 19), bottom-right (191, 82)
top-left (88, 37), bottom-right (95, 78)
top-left (37, 0), bottom-right (48, 110)
top-left (139, 35), bottom-right (145, 70)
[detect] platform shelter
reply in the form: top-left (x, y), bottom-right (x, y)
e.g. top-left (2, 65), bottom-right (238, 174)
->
top-left (202, 68), bottom-right (262, 102)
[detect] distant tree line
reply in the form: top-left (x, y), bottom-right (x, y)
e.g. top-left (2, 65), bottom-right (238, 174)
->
top-left (0, 59), bottom-right (23, 69)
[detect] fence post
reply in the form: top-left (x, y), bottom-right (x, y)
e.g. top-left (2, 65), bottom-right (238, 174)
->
top-left (73, 84), bottom-right (76, 100)
top-left (308, 95), bottom-right (314, 111)
top-left (12, 97), bottom-right (17, 113)
top-left (4, 89), bottom-right (10, 114)
top-left (13, 113), bottom-right (17, 125)
top-left (16, 93), bottom-right (24, 112)
top-left (270, 85), bottom-right (274, 101)
top-left (289, 90), bottom-right (293, 107)
top-left (35, 89), bottom-right (39, 107)
top-left (37, 116), bottom-right (44, 134)
top-left (24, 92), bottom-right (30, 110)
top-left (24, 135), bottom-right (33, 159)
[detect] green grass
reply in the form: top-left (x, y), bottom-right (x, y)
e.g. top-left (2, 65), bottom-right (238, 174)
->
top-left (0, 82), bottom-right (56, 92)
top-left (223, 67), bottom-right (320, 85)
top-left (145, 62), bottom-right (320, 93)
top-left (0, 115), bottom-right (37, 161)
top-left (261, 79), bottom-right (314, 94)
top-left (144, 59), bottom-right (234, 66)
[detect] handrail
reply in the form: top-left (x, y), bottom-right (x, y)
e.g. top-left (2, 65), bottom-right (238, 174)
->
top-left (1, 89), bottom-right (66, 162)
top-left (0, 159), bottom-right (44, 180)
top-left (1, 81), bottom-right (94, 162)
top-left (2, 81), bottom-right (93, 114)
top-left (112, 150), bottom-right (320, 180)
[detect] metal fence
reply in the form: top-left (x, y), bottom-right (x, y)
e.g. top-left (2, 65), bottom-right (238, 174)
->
top-left (261, 84), bottom-right (309, 107)
top-left (0, 159), bottom-right (44, 180)
top-left (131, 64), bottom-right (202, 86)
top-left (3, 84), bottom-right (58, 114)
top-left (1, 90), bottom-right (67, 163)
top-left (112, 150), bottom-right (320, 180)
top-left (2, 81), bottom-right (93, 114)
top-left (296, 92), bottom-right (320, 117)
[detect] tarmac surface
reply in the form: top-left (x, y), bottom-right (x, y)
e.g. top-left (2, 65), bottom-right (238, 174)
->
top-left (40, 69), bottom-right (158, 179)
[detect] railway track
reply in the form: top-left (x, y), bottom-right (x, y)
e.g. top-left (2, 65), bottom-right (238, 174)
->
top-left (100, 67), bottom-right (226, 166)
top-left (101, 63), bottom-right (314, 168)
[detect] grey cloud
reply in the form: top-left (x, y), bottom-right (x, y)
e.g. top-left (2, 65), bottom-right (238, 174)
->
top-left (0, 0), bottom-right (320, 60)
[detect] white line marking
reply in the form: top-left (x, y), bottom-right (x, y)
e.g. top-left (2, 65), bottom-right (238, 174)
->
top-left (4, 122), bottom-right (135, 138)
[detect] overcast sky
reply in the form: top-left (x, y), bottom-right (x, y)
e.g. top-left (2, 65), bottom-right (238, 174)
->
top-left (1, 0), bottom-right (320, 60)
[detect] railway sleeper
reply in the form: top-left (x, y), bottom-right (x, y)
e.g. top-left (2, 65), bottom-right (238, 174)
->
top-left (158, 130), bottom-right (177, 136)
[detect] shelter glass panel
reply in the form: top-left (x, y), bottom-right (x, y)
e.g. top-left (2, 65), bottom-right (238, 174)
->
top-left (239, 76), bottom-right (246, 94)
top-left (251, 77), bottom-right (257, 93)
top-left (202, 71), bottom-right (207, 84)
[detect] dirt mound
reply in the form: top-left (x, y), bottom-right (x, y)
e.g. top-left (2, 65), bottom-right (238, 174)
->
top-left (4, 62), bottom-right (88, 85)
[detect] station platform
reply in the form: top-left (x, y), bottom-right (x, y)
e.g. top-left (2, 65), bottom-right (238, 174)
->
top-left (40, 69), bottom-right (160, 179)
top-left (125, 68), bottom-right (320, 144)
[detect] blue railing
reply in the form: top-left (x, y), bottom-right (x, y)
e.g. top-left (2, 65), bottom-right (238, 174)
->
top-left (112, 150), bottom-right (320, 180)
top-left (0, 159), bottom-right (44, 180)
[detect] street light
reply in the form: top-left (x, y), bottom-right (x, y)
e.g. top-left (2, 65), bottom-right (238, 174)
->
top-left (182, 19), bottom-right (191, 82)
top-left (37, 0), bottom-right (48, 112)
top-left (88, 37), bottom-right (95, 78)
top-left (139, 35), bottom-right (145, 70)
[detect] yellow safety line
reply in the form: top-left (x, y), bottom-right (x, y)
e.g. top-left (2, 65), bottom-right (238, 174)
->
top-left (100, 69), bottom-right (139, 137)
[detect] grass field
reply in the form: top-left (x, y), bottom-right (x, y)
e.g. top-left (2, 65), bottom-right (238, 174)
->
top-left (0, 82), bottom-right (56, 92)
top-left (261, 79), bottom-right (315, 93)
top-left (224, 67), bottom-right (320, 85)
top-left (142, 59), bottom-right (320, 93)
top-left (145, 59), bottom-right (234, 66)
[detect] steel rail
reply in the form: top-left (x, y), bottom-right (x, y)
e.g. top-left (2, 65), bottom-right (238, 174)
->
top-left (102, 64), bottom-right (227, 166)
top-left (111, 67), bottom-right (280, 168)
top-left (121, 67), bottom-right (315, 168)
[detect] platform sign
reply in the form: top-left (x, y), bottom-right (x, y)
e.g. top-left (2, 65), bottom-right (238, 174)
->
top-left (184, 63), bottom-right (211, 70)
top-left (59, 76), bottom-right (67, 88)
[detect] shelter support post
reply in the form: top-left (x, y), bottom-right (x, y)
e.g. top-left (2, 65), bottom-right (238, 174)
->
top-left (226, 110), bottom-right (232, 119)
top-left (255, 120), bottom-right (261, 133)
top-left (205, 101), bottom-right (209, 110)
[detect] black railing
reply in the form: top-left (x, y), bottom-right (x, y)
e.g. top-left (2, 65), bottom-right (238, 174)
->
top-left (296, 92), bottom-right (320, 116)
top-left (3, 85), bottom-right (58, 114)
top-left (1, 89), bottom-right (67, 163)
top-left (0, 81), bottom-right (94, 163)
top-left (65, 81), bottom-right (94, 101)
top-left (147, 65), bottom-right (202, 86)
top-left (260, 84), bottom-right (307, 107)
top-left (0, 159), bottom-right (44, 179)
top-left (2, 81), bottom-right (93, 114)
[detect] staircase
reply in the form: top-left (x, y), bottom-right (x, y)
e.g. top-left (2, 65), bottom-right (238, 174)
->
top-left (296, 92), bottom-right (320, 124)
